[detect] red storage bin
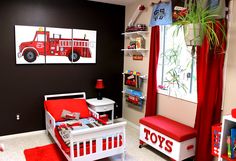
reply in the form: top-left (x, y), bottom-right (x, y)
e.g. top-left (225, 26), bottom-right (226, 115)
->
top-left (212, 123), bottom-right (222, 157)
top-left (99, 114), bottom-right (108, 122)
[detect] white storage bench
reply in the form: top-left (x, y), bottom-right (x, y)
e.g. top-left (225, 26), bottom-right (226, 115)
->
top-left (139, 115), bottom-right (197, 161)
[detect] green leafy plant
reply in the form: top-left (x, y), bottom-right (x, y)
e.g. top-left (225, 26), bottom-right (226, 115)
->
top-left (173, 0), bottom-right (226, 47)
top-left (161, 45), bottom-right (192, 96)
top-left (164, 68), bottom-right (188, 94)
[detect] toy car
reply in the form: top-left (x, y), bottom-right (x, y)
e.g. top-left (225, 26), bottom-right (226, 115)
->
top-left (136, 24), bottom-right (147, 31)
top-left (126, 24), bottom-right (147, 32)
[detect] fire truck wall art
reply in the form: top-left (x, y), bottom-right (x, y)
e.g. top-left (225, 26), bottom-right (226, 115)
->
top-left (15, 25), bottom-right (97, 64)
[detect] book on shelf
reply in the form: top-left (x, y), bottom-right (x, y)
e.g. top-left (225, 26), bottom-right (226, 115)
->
top-left (227, 135), bottom-right (232, 158)
top-left (225, 128), bottom-right (236, 159)
top-left (231, 128), bottom-right (236, 158)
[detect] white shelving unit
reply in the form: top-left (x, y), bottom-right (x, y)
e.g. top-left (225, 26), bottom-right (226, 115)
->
top-left (122, 31), bottom-right (149, 56)
top-left (218, 115), bottom-right (236, 161)
top-left (122, 29), bottom-right (149, 109)
top-left (121, 49), bottom-right (149, 56)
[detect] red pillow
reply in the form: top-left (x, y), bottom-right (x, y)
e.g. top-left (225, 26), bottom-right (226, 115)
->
top-left (44, 98), bottom-right (91, 121)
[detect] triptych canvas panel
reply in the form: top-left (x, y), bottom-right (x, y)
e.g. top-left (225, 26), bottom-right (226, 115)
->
top-left (15, 25), bottom-right (97, 64)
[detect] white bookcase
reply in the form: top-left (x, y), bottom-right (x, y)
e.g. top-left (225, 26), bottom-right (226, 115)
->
top-left (218, 115), bottom-right (236, 161)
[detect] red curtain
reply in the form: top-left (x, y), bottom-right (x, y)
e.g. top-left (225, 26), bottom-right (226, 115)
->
top-left (145, 26), bottom-right (160, 116)
top-left (194, 20), bottom-right (226, 161)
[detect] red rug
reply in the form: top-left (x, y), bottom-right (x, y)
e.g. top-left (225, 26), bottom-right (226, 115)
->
top-left (24, 144), bottom-right (67, 161)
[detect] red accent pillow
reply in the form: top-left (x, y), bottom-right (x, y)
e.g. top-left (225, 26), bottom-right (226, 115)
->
top-left (44, 98), bottom-right (91, 121)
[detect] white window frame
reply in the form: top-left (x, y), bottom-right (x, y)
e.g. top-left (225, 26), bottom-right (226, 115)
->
top-left (157, 25), bottom-right (197, 103)
top-left (35, 34), bottom-right (44, 42)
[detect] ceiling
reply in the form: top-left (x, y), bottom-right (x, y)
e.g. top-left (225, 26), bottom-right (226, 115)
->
top-left (89, 0), bottom-right (136, 6)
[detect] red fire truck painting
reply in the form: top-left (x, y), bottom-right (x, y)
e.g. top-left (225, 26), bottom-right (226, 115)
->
top-left (17, 30), bottom-right (92, 63)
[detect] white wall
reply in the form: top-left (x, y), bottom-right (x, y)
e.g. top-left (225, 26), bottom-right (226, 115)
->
top-left (123, 0), bottom-right (151, 125)
top-left (123, 0), bottom-right (235, 128)
top-left (222, 0), bottom-right (236, 116)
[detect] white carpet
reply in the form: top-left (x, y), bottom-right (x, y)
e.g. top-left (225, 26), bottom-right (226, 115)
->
top-left (0, 122), bottom-right (169, 161)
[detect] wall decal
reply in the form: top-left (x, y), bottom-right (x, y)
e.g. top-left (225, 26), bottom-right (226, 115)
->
top-left (15, 25), bottom-right (97, 64)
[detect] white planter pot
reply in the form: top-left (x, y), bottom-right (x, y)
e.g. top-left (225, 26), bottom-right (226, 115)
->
top-left (184, 23), bottom-right (202, 46)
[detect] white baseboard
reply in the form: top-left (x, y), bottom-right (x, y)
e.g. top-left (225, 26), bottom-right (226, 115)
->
top-left (0, 130), bottom-right (46, 140)
top-left (0, 119), bottom-right (140, 140)
top-left (115, 117), bottom-right (139, 130)
top-left (114, 117), bottom-right (126, 122)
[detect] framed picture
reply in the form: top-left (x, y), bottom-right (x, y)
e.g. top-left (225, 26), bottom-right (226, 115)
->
top-left (15, 25), bottom-right (97, 64)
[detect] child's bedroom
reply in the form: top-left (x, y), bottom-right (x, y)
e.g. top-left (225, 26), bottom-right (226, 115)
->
top-left (0, 0), bottom-right (234, 161)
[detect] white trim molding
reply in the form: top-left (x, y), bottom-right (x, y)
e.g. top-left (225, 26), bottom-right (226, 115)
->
top-left (0, 130), bottom-right (46, 141)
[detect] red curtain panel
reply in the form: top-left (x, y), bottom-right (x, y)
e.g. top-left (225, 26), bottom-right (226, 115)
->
top-left (194, 20), bottom-right (226, 161)
top-left (145, 26), bottom-right (160, 116)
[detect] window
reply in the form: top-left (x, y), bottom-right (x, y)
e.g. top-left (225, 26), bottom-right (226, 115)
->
top-left (35, 34), bottom-right (44, 42)
top-left (157, 25), bottom-right (197, 102)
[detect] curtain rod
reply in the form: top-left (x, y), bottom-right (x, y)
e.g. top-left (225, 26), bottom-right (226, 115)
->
top-left (151, 0), bottom-right (170, 6)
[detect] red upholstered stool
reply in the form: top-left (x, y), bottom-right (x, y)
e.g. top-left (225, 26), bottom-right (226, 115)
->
top-left (139, 115), bottom-right (196, 161)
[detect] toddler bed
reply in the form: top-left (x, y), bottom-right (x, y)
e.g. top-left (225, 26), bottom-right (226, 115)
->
top-left (44, 92), bottom-right (127, 161)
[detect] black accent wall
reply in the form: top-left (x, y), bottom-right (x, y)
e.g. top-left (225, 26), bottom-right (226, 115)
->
top-left (0, 0), bottom-right (125, 136)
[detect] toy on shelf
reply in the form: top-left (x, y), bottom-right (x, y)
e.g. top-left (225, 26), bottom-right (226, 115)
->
top-left (220, 127), bottom-right (236, 160)
top-left (227, 136), bottom-right (232, 158)
top-left (123, 89), bottom-right (144, 107)
top-left (124, 70), bottom-right (141, 88)
top-left (126, 24), bottom-right (148, 32)
top-left (127, 37), bottom-right (145, 50)
top-left (128, 41), bottom-right (136, 49)
top-left (126, 4), bottom-right (147, 32)
top-left (133, 54), bottom-right (143, 61)
top-left (173, 6), bottom-right (187, 22)
top-left (136, 37), bottom-right (145, 49)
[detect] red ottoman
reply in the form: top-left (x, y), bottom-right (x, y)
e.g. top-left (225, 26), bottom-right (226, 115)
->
top-left (139, 115), bottom-right (196, 161)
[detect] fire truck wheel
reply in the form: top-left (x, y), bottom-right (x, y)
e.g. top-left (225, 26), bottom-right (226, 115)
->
top-left (68, 52), bottom-right (80, 62)
top-left (24, 50), bottom-right (37, 62)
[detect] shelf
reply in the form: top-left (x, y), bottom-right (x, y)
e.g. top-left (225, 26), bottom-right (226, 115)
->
top-left (122, 73), bottom-right (148, 80)
top-left (122, 31), bottom-right (149, 38)
top-left (139, 74), bottom-right (148, 79)
top-left (122, 90), bottom-right (145, 108)
top-left (121, 49), bottom-right (149, 56)
top-left (223, 115), bottom-right (236, 122)
top-left (121, 49), bottom-right (148, 52)
top-left (122, 90), bottom-right (145, 100)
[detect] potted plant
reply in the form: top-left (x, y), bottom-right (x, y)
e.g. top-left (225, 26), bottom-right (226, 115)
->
top-left (173, 0), bottom-right (226, 47)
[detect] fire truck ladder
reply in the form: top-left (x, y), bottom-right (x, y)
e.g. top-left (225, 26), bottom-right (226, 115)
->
top-left (59, 40), bottom-right (89, 48)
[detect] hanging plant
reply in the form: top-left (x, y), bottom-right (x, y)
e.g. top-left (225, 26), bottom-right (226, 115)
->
top-left (173, 0), bottom-right (226, 47)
